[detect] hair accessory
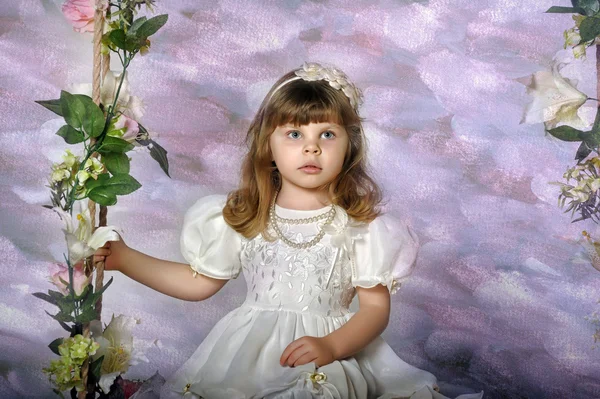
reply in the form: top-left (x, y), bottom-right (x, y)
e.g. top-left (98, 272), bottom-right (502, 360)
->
top-left (270, 62), bottom-right (364, 110)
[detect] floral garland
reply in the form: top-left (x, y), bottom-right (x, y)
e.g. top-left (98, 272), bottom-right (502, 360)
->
top-left (521, 0), bottom-right (600, 347)
top-left (34, 0), bottom-right (168, 397)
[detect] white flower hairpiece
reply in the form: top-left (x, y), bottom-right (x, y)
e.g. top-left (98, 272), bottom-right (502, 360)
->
top-left (270, 62), bottom-right (364, 110)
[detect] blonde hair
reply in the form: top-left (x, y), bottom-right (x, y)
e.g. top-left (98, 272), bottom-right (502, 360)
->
top-left (223, 69), bottom-right (382, 239)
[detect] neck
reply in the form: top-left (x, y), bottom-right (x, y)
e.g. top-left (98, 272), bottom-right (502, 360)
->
top-left (275, 185), bottom-right (331, 211)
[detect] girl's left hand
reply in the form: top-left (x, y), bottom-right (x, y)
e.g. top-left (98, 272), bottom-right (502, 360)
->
top-left (280, 336), bottom-right (336, 367)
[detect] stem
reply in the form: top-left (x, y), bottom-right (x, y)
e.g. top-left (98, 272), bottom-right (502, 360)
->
top-left (65, 56), bottom-right (131, 214)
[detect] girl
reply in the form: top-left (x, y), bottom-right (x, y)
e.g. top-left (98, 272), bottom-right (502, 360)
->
top-left (94, 63), bottom-right (484, 399)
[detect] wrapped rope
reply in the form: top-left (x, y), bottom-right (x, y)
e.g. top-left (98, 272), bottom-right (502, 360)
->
top-left (78, 1), bottom-right (109, 397)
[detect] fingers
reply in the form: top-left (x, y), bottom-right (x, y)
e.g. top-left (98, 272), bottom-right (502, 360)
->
top-left (282, 344), bottom-right (311, 367)
top-left (293, 352), bottom-right (316, 367)
top-left (280, 339), bottom-right (304, 366)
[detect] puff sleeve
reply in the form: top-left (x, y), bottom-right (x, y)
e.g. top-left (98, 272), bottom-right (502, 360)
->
top-left (180, 194), bottom-right (242, 280)
top-left (351, 215), bottom-right (420, 294)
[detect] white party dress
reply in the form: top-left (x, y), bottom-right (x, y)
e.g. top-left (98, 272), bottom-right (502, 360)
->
top-left (160, 195), bottom-right (484, 399)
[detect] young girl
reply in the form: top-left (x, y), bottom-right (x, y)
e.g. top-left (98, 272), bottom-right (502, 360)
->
top-left (94, 63), bottom-right (484, 399)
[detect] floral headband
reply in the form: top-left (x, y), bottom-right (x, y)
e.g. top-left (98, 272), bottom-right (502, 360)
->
top-left (270, 62), bottom-right (364, 110)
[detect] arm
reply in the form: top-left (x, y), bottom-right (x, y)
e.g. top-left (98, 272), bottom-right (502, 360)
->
top-left (280, 284), bottom-right (390, 367)
top-left (324, 284), bottom-right (390, 360)
top-left (114, 241), bottom-right (229, 302)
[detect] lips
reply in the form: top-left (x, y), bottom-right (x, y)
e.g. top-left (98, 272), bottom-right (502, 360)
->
top-left (299, 162), bottom-right (321, 170)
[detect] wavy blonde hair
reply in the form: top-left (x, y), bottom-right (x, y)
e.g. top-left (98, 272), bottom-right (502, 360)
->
top-left (223, 69), bottom-right (382, 239)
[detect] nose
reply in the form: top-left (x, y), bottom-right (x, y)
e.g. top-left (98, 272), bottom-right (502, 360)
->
top-left (303, 143), bottom-right (321, 155)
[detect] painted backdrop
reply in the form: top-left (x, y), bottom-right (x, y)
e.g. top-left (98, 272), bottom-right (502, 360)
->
top-left (1, 0), bottom-right (599, 398)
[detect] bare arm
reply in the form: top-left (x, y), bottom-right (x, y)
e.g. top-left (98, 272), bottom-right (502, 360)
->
top-left (323, 284), bottom-right (391, 360)
top-left (95, 239), bottom-right (229, 302)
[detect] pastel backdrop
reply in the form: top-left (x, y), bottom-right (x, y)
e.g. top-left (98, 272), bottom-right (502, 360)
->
top-left (1, 0), bottom-right (599, 398)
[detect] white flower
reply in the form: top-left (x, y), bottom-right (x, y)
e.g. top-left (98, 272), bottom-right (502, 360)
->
top-left (520, 61), bottom-right (589, 130)
top-left (123, 95), bottom-right (146, 121)
top-left (67, 70), bottom-right (132, 112)
top-left (98, 371), bottom-right (120, 394)
top-left (52, 201), bottom-right (123, 264)
top-left (90, 314), bottom-right (145, 393)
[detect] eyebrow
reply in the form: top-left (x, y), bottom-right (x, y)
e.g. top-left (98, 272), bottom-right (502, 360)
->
top-left (281, 123), bottom-right (343, 129)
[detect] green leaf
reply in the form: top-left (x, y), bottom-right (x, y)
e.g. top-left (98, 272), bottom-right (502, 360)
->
top-left (32, 292), bottom-right (57, 306)
top-left (56, 125), bottom-right (85, 144)
top-left (57, 320), bottom-right (72, 334)
top-left (35, 99), bottom-right (63, 116)
top-left (93, 276), bottom-right (114, 300)
top-left (109, 29), bottom-right (130, 51)
top-left (91, 355), bottom-right (104, 380)
top-left (102, 152), bottom-right (131, 174)
top-left (74, 94), bottom-right (105, 138)
top-left (84, 172), bottom-right (111, 192)
top-left (546, 6), bottom-right (586, 13)
top-left (148, 139), bottom-right (170, 177)
top-left (576, 140), bottom-right (593, 161)
top-left (46, 310), bottom-right (75, 323)
top-left (88, 188), bottom-right (118, 206)
top-left (546, 126), bottom-right (584, 141)
top-left (60, 90), bottom-right (86, 130)
top-left (136, 14), bottom-right (168, 38)
top-left (127, 16), bottom-right (147, 36)
top-left (97, 136), bottom-right (135, 154)
top-left (573, 0), bottom-right (600, 15)
top-left (76, 306), bottom-right (98, 324)
top-left (579, 17), bottom-right (600, 41)
top-left (48, 338), bottom-right (64, 356)
top-left (95, 174), bottom-right (142, 196)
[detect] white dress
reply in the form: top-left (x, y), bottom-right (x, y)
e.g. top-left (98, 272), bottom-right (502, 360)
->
top-left (160, 195), bottom-right (484, 399)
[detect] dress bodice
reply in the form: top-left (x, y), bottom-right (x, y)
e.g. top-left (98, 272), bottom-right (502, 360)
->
top-left (240, 204), bottom-right (356, 317)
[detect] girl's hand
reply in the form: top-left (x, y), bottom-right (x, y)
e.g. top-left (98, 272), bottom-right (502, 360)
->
top-left (93, 235), bottom-right (129, 272)
top-left (280, 336), bottom-right (336, 368)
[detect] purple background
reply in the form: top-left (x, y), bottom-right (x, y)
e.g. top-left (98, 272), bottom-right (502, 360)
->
top-left (1, 0), bottom-right (600, 398)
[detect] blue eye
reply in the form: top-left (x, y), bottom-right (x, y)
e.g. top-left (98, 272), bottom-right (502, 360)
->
top-left (321, 131), bottom-right (336, 139)
top-left (287, 130), bottom-right (301, 139)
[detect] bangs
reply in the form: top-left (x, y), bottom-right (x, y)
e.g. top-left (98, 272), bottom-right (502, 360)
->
top-left (264, 80), bottom-right (357, 130)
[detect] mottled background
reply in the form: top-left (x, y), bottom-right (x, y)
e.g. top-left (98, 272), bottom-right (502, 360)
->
top-left (1, 0), bottom-right (600, 398)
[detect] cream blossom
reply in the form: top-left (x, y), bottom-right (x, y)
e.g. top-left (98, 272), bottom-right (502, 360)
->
top-left (90, 314), bottom-right (147, 393)
top-left (68, 70), bottom-right (141, 114)
top-left (52, 201), bottom-right (123, 264)
top-left (520, 61), bottom-right (589, 130)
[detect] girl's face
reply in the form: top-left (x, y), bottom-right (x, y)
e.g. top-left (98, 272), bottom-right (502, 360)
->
top-left (269, 122), bottom-right (349, 192)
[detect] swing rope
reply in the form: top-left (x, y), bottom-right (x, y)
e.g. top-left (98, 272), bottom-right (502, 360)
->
top-left (78, 1), bottom-right (109, 397)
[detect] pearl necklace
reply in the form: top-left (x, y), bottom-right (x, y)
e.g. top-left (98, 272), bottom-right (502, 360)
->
top-left (269, 192), bottom-right (336, 249)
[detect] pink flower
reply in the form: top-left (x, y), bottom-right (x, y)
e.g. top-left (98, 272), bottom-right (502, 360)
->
top-left (110, 114), bottom-right (140, 143)
top-left (49, 260), bottom-right (91, 296)
top-left (61, 0), bottom-right (108, 34)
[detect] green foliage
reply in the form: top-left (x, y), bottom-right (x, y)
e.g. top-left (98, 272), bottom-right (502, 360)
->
top-left (546, 126), bottom-right (584, 141)
top-left (109, 14), bottom-right (168, 54)
top-left (34, 99), bottom-right (63, 116)
top-left (60, 91), bottom-right (105, 138)
top-left (49, 338), bottom-right (64, 356)
top-left (102, 152), bottom-right (131, 174)
top-left (97, 136), bottom-right (135, 153)
top-left (573, 0), bottom-right (600, 16)
top-left (579, 16), bottom-right (600, 41)
top-left (56, 125), bottom-right (85, 144)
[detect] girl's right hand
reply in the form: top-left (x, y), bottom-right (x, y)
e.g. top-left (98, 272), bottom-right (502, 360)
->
top-left (93, 236), bottom-right (129, 272)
